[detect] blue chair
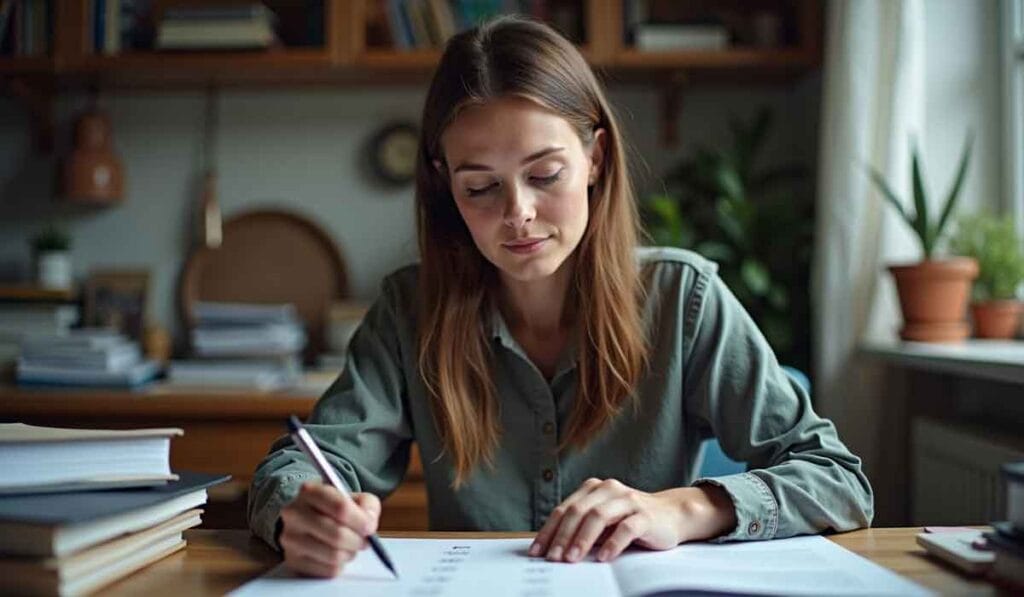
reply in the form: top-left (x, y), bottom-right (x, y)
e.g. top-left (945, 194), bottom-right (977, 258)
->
top-left (696, 366), bottom-right (811, 478)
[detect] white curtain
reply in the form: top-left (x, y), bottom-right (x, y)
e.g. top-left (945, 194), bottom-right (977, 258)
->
top-left (813, 0), bottom-right (925, 524)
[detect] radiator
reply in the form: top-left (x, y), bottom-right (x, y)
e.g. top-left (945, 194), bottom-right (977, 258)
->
top-left (912, 418), bottom-right (1024, 525)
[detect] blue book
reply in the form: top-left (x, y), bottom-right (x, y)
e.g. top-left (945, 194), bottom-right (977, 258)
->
top-left (0, 471), bottom-right (229, 557)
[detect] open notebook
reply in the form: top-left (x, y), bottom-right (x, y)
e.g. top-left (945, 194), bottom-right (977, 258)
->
top-left (229, 536), bottom-right (931, 596)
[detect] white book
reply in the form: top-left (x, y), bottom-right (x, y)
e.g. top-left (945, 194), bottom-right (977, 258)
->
top-left (156, 21), bottom-right (275, 49)
top-left (194, 301), bottom-right (298, 326)
top-left (16, 359), bottom-right (160, 387)
top-left (635, 24), bottom-right (729, 51)
top-left (20, 344), bottom-right (141, 372)
top-left (166, 361), bottom-right (287, 391)
top-left (0, 424), bottom-right (181, 495)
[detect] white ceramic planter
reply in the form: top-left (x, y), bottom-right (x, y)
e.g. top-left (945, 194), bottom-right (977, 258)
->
top-left (36, 251), bottom-right (72, 290)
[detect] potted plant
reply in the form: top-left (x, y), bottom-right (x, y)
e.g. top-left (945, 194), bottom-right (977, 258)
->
top-left (30, 224), bottom-right (72, 290)
top-left (950, 213), bottom-right (1024, 338)
top-left (866, 137), bottom-right (977, 342)
top-left (644, 107), bottom-right (813, 371)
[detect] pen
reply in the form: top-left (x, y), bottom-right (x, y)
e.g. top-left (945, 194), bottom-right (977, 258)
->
top-left (286, 415), bottom-right (399, 579)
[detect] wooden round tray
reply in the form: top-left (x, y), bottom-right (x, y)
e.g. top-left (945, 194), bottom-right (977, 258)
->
top-left (179, 209), bottom-right (349, 363)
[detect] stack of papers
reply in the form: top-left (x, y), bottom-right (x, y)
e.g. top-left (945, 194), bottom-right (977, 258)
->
top-left (15, 329), bottom-right (159, 387)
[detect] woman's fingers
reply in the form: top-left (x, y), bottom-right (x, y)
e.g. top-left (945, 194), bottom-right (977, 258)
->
top-left (562, 498), bottom-right (635, 562)
top-left (279, 483), bottom-right (383, 578)
top-left (538, 478), bottom-right (632, 562)
top-left (597, 512), bottom-right (650, 561)
top-left (530, 477), bottom-right (602, 557)
top-left (300, 483), bottom-right (375, 536)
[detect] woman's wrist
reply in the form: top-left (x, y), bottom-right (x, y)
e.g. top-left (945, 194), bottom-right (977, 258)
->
top-left (659, 484), bottom-right (738, 543)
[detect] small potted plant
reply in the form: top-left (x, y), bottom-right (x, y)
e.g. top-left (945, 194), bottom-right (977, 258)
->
top-left (31, 224), bottom-right (72, 290)
top-left (951, 213), bottom-right (1024, 338)
top-left (866, 136), bottom-right (977, 342)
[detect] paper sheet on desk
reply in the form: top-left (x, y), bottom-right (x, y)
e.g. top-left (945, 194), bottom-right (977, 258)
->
top-left (229, 536), bottom-right (931, 596)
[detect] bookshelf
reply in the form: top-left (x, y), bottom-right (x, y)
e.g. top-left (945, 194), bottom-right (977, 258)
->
top-left (0, 0), bottom-right (821, 86)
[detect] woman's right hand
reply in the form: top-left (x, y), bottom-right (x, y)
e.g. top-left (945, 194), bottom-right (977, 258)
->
top-left (279, 481), bottom-right (382, 577)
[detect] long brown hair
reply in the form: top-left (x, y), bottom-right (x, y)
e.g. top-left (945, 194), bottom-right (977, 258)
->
top-left (416, 17), bottom-right (648, 486)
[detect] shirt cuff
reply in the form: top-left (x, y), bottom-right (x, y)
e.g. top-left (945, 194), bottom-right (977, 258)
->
top-left (693, 471), bottom-right (779, 541)
top-left (247, 467), bottom-right (321, 551)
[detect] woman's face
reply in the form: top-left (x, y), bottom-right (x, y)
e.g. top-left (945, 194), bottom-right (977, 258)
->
top-left (439, 96), bottom-right (604, 284)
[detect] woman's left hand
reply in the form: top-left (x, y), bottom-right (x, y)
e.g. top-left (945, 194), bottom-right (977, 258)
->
top-left (528, 478), bottom-right (737, 563)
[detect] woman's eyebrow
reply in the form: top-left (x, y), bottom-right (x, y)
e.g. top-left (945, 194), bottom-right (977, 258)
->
top-left (452, 146), bottom-right (565, 174)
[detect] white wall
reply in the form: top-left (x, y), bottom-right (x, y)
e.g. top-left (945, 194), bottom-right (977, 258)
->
top-left (0, 80), bottom-right (817, 339)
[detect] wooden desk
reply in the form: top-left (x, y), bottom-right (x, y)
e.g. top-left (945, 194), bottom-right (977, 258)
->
top-left (0, 382), bottom-right (429, 530)
top-left (98, 528), bottom-right (1001, 596)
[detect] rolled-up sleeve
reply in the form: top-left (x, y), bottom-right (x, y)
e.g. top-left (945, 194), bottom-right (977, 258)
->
top-left (682, 265), bottom-right (873, 541)
top-left (247, 275), bottom-right (414, 549)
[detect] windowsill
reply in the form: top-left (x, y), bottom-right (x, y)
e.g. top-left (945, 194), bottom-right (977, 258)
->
top-left (862, 338), bottom-right (1024, 385)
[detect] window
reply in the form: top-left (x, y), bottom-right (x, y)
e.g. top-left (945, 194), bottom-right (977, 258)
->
top-left (1003, 0), bottom-right (1024, 231)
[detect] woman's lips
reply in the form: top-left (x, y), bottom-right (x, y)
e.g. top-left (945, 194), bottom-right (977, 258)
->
top-left (503, 237), bottom-right (549, 254)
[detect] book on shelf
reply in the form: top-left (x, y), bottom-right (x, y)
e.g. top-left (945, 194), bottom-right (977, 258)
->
top-left (0, 423), bottom-right (181, 495)
top-left (194, 300), bottom-right (298, 326)
top-left (16, 358), bottom-right (160, 387)
top-left (166, 358), bottom-right (297, 391)
top-left (15, 328), bottom-right (158, 387)
top-left (634, 23), bottom-right (729, 51)
top-left (155, 2), bottom-right (278, 50)
top-left (0, 471), bottom-right (228, 558)
top-left (0, 509), bottom-right (201, 596)
top-left (0, 0), bottom-right (51, 57)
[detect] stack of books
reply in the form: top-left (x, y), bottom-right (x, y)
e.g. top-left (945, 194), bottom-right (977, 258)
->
top-left (155, 3), bottom-right (277, 50)
top-left (987, 462), bottom-right (1024, 590)
top-left (168, 301), bottom-right (305, 390)
top-left (0, 286), bottom-right (78, 378)
top-left (15, 329), bottom-right (160, 387)
top-left (0, 423), bottom-right (228, 596)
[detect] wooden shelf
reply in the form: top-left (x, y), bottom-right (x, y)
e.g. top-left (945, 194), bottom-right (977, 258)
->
top-left (0, 57), bottom-right (53, 76)
top-left (0, 1), bottom-right (821, 89)
top-left (615, 47), bottom-right (817, 70)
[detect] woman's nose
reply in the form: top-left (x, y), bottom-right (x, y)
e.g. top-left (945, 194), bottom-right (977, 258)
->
top-left (502, 183), bottom-right (536, 229)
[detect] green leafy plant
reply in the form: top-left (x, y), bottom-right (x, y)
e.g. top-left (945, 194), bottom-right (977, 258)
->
top-left (950, 213), bottom-right (1024, 301)
top-left (30, 224), bottom-right (71, 253)
top-left (643, 107), bottom-right (813, 370)
top-left (865, 136), bottom-right (973, 260)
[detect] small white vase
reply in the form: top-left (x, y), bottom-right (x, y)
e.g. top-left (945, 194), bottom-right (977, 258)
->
top-left (36, 251), bottom-right (72, 290)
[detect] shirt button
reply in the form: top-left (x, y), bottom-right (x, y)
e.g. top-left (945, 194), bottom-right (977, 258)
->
top-left (542, 422), bottom-right (555, 435)
top-left (748, 520), bottom-right (761, 535)
top-left (542, 469), bottom-right (554, 482)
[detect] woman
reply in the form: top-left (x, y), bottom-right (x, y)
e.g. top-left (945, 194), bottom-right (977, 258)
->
top-left (248, 17), bottom-right (873, 578)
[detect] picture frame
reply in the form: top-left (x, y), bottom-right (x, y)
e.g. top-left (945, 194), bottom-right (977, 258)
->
top-left (83, 269), bottom-right (150, 343)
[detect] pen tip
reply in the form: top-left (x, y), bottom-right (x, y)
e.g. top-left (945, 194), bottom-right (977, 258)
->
top-left (286, 415), bottom-right (302, 433)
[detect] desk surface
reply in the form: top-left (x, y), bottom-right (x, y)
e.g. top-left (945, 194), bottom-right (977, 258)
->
top-left (100, 528), bottom-right (999, 596)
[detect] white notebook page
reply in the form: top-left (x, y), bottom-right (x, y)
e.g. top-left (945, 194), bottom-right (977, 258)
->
top-left (230, 536), bottom-right (931, 597)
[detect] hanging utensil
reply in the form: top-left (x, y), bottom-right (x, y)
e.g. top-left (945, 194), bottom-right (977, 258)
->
top-left (198, 87), bottom-right (222, 249)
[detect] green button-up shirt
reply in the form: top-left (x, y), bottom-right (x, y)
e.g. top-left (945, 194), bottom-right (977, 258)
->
top-left (247, 247), bottom-right (873, 548)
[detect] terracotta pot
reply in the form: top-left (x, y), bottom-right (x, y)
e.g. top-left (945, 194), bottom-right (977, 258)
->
top-left (970, 300), bottom-right (1023, 339)
top-left (888, 258), bottom-right (978, 342)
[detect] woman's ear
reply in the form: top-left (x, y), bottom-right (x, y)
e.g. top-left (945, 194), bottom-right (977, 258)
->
top-left (588, 128), bottom-right (607, 186)
top-left (432, 159), bottom-right (445, 175)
